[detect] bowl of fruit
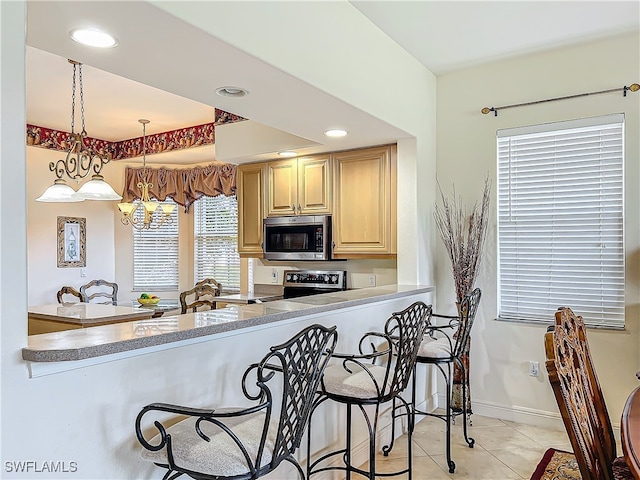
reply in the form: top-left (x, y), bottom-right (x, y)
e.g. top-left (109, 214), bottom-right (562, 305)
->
top-left (138, 293), bottom-right (160, 306)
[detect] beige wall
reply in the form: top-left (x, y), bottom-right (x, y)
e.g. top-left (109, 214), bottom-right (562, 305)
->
top-left (27, 147), bottom-right (116, 305)
top-left (436, 31), bottom-right (640, 423)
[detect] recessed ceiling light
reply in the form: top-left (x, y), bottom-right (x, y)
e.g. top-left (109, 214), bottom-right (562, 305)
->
top-left (69, 28), bottom-right (118, 48)
top-left (324, 129), bottom-right (348, 138)
top-left (278, 151), bottom-right (297, 158)
top-left (215, 86), bottom-right (249, 98)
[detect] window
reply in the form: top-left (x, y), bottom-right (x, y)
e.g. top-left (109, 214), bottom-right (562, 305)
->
top-left (132, 198), bottom-right (179, 291)
top-left (497, 114), bottom-right (624, 328)
top-left (194, 195), bottom-right (240, 292)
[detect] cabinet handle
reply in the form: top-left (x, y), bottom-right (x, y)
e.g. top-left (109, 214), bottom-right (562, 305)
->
top-left (332, 241), bottom-right (335, 248)
top-left (297, 204), bottom-right (301, 213)
top-left (291, 204), bottom-right (296, 212)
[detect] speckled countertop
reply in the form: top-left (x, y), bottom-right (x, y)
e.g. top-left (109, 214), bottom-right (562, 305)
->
top-left (23, 285), bottom-right (434, 363)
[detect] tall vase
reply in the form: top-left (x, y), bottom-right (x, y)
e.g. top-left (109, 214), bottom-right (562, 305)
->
top-left (451, 302), bottom-right (472, 413)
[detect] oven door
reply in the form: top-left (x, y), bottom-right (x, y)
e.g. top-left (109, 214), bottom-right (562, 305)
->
top-left (263, 215), bottom-right (331, 261)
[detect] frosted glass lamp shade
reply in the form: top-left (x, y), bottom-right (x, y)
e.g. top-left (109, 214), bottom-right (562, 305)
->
top-left (36, 179), bottom-right (84, 203)
top-left (161, 203), bottom-right (176, 215)
top-left (143, 201), bottom-right (159, 213)
top-left (74, 175), bottom-right (122, 201)
top-left (118, 203), bottom-right (136, 215)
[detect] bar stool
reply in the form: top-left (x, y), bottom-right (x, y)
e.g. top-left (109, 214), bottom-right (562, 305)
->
top-left (386, 288), bottom-right (481, 474)
top-left (307, 301), bottom-right (431, 480)
top-left (136, 324), bottom-right (338, 480)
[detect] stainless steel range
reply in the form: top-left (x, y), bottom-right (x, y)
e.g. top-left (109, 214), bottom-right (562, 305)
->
top-left (283, 270), bottom-right (347, 299)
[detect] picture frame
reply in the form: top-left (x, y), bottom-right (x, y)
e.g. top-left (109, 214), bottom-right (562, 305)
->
top-left (57, 216), bottom-right (86, 268)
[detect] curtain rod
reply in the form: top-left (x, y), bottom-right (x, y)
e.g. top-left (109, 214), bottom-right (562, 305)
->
top-left (481, 83), bottom-right (639, 116)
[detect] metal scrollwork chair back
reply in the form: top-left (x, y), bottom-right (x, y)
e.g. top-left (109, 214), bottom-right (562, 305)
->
top-left (179, 283), bottom-right (220, 314)
top-left (136, 323), bottom-right (338, 480)
top-left (546, 307), bottom-right (633, 480)
top-left (79, 279), bottom-right (118, 305)
top-left (56, 286), bottom-right (84, 304)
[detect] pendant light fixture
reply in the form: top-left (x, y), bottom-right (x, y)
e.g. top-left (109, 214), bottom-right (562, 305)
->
top-left (117, 119), bottom-right (176, 230)
top-left (36, 60), bottom-right (121, 202)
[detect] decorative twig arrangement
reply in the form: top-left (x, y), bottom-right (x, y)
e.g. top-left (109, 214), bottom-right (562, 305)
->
top-left (434, 176), bottom-right (491, 303)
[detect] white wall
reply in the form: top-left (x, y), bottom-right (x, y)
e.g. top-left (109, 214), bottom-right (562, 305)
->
top-left (436, 32), bottom-right (640, 423)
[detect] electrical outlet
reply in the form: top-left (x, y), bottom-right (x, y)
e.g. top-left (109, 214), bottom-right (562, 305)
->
top-left (80, 268), bottom-right (87, 278)
top-left (271, 268), bottom-right (278, 284)
top-left (529, 361), bottom-right (540, 377)
top-left (368, 275), bottom-right (376, 287)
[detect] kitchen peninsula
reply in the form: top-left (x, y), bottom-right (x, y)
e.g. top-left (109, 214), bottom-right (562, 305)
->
top-left (23, 284), bottom-right (433, 364)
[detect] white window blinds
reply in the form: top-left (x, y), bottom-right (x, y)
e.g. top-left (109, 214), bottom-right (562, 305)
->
top-left (497, 114), bottom-right (625, 328)
top-left (132, 198), bottom-right (179, 291)
top-left (194, 195), bottom-right (240, 292)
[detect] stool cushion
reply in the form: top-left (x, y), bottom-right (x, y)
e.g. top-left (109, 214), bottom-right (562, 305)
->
top-left (141, 408), bottom-right (278, 477)
top-left (321, 363), bottom-right (389, 400)
top-left (418, 338), bottom-right (452, 359)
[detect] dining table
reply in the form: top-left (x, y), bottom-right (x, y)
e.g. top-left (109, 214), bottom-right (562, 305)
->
top-left (28, 302), bottom-right (155, 335)
top-left (622, 385), bottom-right (640, 480)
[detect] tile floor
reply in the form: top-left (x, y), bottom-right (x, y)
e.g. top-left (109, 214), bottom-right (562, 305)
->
top-left (360, 412), bottom-right (574, 480)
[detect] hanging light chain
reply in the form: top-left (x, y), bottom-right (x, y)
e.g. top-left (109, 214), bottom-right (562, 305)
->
top-left (78, 62), bottom-right (86, 136)
top-left (70, 62), bottom-right (77, 134)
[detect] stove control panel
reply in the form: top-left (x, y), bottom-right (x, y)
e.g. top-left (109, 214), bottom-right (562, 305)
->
top-left (283, 270), bottom-right (347, 289)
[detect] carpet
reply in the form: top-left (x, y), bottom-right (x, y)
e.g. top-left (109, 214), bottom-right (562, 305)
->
top-left (530, 448), bottom-right (580, 480)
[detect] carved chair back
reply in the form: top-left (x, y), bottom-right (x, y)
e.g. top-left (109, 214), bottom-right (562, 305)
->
top-left (56, 286), bottom-right (84, 304)
top-left (179, 283), bottom-right (219, 314)
top-left (545, 308), bottom-right (616, 480)
top-left (195, 278), bottom-right (222, 293)
top-left (79, 279), bottom-right (118, 305)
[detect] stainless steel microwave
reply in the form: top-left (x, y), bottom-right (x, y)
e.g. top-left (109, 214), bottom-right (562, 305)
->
top-left (263, 215), bottom-right (331, 261)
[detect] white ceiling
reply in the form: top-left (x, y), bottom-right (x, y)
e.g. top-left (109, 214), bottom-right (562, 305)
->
top-left (25, 1), bottom-right (639, 165)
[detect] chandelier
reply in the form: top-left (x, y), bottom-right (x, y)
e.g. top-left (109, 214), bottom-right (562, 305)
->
top-left (117, 119), bottom-right (176, 230)
top-left (36, 60), bottom-right (121, 203)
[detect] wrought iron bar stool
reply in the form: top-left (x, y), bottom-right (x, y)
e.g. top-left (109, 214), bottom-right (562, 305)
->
top-left (135, 324), bottom-right (338, 480)
top-left (307, 301), bottom-right (431, 480)
top-left (386, 288), bottom-right (481, 474)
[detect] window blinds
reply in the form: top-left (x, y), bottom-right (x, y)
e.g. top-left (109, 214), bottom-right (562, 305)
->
top-left (497, 114), bottom-right (625, 328)
top-left (132, 199), bottom-right (179, 291)
top-left (194, 195), bottom-right (240, 292)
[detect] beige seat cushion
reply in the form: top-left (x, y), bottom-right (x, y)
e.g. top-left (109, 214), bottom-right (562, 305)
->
top-left (418, 337), bottom-right (452, 359)
top-left (321, 363), bottom-right (389, 400)
top-left (141, 408), bottom-right (278, 477)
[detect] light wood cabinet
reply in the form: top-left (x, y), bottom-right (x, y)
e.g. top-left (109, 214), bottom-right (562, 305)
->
top-left (237, 163), bottom-right (265, 257)
top-left (267, 155), bottom-right (331, 216)
top-left (332, 145), bottom-right (396, 258)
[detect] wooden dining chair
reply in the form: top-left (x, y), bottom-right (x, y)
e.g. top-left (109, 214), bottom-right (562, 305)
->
top-left (56, 286), bottom-right (84, 304)
top-left (195, 278), bottom-right (222, 294)
top-left (80, 279), bottom-right (118, 305)
top-left (179, 283), bottom-right (220, 314)
top-left (544, 307), bottom-right (634, 480)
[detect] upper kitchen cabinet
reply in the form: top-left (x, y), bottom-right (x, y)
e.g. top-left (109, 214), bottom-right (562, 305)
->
top-left (237, 163), bottom-right (266, 257)
top-left (267, 154), bottom-right (332, 216)
top-left (332, 145), bottom-right (397, 258)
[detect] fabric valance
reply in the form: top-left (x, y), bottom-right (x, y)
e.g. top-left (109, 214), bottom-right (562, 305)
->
top-left (122, 163), bottom-right (237, 212)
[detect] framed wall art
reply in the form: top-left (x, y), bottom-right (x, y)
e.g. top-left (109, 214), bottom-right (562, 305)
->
top-left (57, 216), bottom-right (86, 268)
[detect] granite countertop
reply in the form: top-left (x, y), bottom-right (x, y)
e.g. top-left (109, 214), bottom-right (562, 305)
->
top-left (23, 285), bottom-right (434, 363)
top-left (214, 293), bottom-right (283, 304)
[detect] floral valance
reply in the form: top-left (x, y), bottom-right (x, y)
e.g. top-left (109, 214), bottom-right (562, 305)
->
top-left (122, 163), bottom-right (237, 212)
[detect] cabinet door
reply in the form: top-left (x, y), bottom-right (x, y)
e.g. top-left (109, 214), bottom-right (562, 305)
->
top-left (267, 159), bottom-right (298, 216)
top-left (237, 163), bottom-right (265, 257)
top-left (332, 145), bottom-right (396, 257)
top-left (297, 154), bottom-right (331, 215)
